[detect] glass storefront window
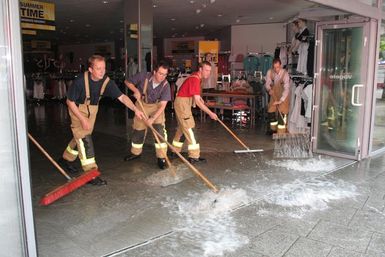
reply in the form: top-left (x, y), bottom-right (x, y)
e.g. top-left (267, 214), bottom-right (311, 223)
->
top-left (372, 21), bottom-right (385, 152)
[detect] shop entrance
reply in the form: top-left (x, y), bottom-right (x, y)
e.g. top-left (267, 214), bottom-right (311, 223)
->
top-left (312, 20), bottom-right (370, 160)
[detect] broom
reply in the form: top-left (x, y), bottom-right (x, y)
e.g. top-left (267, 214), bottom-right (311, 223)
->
top-left (271, 104), bottom-right (312, 158)
top-left (136, 100), bottom-right (176, 176)
top-left (217, 119), bottom-right (263, 154)
top-left (139, 119), bottom-right (219, 193)
top-left (28, 133), bottom-right (100, 205)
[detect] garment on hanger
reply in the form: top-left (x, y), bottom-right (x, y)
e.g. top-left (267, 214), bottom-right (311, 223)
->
top-left (296, 27), bottom-right (310, 75)
top-left (279, 46), bottom-right (288, 67)
top-left (288, 82), bottom-right (307, 133)
top-left (302, 82), bottom-right (313, 120)
top-left (243, 55), bottom-right (259, 76)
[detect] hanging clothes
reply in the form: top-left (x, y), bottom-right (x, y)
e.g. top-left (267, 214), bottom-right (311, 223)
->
top-left (296, 27), bottom-right (310, 75)
top-left (279, 46), bottom-right (288, 67)
top-left (243, 55), bottom-right (259, 76)
top-left (302, 82), bottom-right (313, 120)
top-left (218, 54), bottom-right (230, 75)
top-left (259, 55), bottom-right (273, 76)
top-left (288, 83), bottom-right (307, 133)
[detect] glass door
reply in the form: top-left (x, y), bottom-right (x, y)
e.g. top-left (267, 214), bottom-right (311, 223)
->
top-left (313, 22), bottom-right (369, 159)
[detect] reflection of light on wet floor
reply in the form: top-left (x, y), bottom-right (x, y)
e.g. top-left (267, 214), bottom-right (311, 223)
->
top-left (139, 165), bottom-right (193, 187)
top-left (254, 177), bottom-right (358, 218)
top-left (267, 157), bottom-right (337, 172)
top-left (161, 188), bottom-right (250, 256)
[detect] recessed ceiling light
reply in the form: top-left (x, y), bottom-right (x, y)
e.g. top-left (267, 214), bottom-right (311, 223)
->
top-left (119, 20), bottom-right (124, 23)
top-left (196, 9), bottom-right (201, 14)
top-left (217, 14), bottom-right (222, 17)
top-left (190, 0), bottom-right (195, 3)
top-left (202, 3), bottom-right (207, 8)
top-left (102, 1), bottom-right (108, 4)
top-left (85, 24), bottom-right (91, 27)
top-left (236, 19), bottom-right (240, 23)
top-left (153, 4), bottom-right (157, 7)
top-left (170, 18), bottom-right (176, 21)
top-left (69, 19), bottom-right (75, 23)
top-left (195, 26), bottom-right (199, 29)
top-left (200, 23), bottom-right (205, 27)
top-left (210, 0), bottom-right (216, 3)
top-left (269, 17), bottom-right (274, 20)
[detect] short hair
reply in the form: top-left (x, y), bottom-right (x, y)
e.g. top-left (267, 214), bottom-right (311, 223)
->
top-left (199, 60), bottom-right (211, 68)
top-left (88, 55), bottom-right (105, 68)
top-left (272, 58), bottom-right (282, 65)
top-left (154, 60), bottom-right (170, 71)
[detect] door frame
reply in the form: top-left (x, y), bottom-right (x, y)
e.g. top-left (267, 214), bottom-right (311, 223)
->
top-left (312, 19), bottom-right (371, 160)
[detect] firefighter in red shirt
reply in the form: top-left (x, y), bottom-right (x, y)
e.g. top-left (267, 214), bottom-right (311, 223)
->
top-left (171, 61), bottom-right (218, 163)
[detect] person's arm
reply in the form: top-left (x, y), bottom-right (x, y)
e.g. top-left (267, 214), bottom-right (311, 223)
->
top-left (194, 94), bottom-right (218, 120)
top-left (265, 70), bottom-right (273, 95)
top-left (66, 99), bottom-right (91, 130)
top-left (124, 80), bottom-right (141, 100)
top-left (147, 100), bottom-right (167, 125)
top-left (117, 94), bottom-right (145, 119)
top-left (273, 72), bottom-right (290, 105)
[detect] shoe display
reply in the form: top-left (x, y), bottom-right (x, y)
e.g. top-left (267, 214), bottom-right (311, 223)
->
top-left (188, 157), bottom-right (207, 164)
top-left (157, 158), bottom-right (166, 169)
top-left (57, 158), bottom-right (78, 174)
top-left (123, 153), bottom-right (141, 161)
top-left (87, 177), bottom-right (107, 186)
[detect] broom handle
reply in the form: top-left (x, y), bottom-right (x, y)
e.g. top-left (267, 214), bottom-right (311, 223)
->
top-left (27, 133), bottom-right (72, 180)
top-left (140, 119), bottom-right (219, 193)
top-left (272, 95), bottom-right (287, 126)
top-left (136, 100), bottom-right (175, 175)
top-left (217, 119), bottom-right (250, 150)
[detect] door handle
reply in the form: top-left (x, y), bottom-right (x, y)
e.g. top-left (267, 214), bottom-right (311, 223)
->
top-left (351, 84), bottom-right (364, 107)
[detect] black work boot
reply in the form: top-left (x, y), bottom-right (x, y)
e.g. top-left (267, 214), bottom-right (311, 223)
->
top-left (157, 158), bottom-right (166, 169)
top-left (57, 158), bottom-right (78, 174)
top-left (87, 177), bottom-right (107, 186)
top-left (188, 157), bottom-right (207, 164)
top-left (123, 153), bottom-right (141, 161)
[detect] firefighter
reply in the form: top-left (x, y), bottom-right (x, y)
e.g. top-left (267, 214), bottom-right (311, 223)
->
top-left (123, 61), bottom-right (171, 169)
top-left (171, 61), bottom-right (218, 163)
top-left (265, 58), bottom-right (290, 135)
top-left (58, 55), bottom-right (145, 185)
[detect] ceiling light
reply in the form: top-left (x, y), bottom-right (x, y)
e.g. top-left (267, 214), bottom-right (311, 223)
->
top-left (196, 9), bottom-right (201, 14)
top-left (102, 1), bottom-right (108, 3)
top-left (200, 23), bottom-right (205, 27)
top-left (195, 26), bottom-right (199, 29)
top-left (217, 14), bottom-right (222, 17)
top-left (210, 0), bottom-right (216, 3)
top-left (236, 19), bottom-right (240, 23)
top-left (202, 3), bottom-right (207, 8)
top-left (153, 4), bottom-right (157, 7)
top-left (119, 20), bottom-right (124, 23)
top-left (170, 18), bottom-right (176, 21)
top-left (190, 0), bottom-right (195, 3)
top-left (69, 19), bottom-right (75, 23)
top-left (85, 24), bottom-right (91, 27)
top-left (269, 17), bottom-right (274, 20)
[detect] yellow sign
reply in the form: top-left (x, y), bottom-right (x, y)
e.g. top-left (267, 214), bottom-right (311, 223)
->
top-left (20, 0), bottom-right (55, 31)
top-left (198, 41), bottom-right (220, 64)
top-left (22, 29), bottom-right (37, 35)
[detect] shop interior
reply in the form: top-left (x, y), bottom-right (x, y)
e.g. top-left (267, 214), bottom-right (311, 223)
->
top-left (23, 0), bottom-right (385, 256)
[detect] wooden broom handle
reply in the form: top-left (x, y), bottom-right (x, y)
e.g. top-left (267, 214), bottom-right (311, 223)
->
top-left (136, 100), bottom-right (175, 176)
top-left (141, 119), bottom-right (219, 193)
top-left (28, 133), bottom-right (72, 180)
top-left (217, 119), bottom-right (250, 150)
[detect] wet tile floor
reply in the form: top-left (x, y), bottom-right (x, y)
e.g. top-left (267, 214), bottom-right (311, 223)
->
top-left (28, 102), bottom-right (385, 257)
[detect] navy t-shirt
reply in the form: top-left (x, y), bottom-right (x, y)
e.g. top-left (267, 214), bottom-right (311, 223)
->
top-left (67, 73), bottom-right (122, 105)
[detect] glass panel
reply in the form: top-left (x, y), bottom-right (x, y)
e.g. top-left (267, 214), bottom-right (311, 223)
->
top-left (372, 21), bottom-right (385, 151)
top-left (0, 1), bottom-right (27, 256)
top-left (317, 26), bottom-right (363, 155)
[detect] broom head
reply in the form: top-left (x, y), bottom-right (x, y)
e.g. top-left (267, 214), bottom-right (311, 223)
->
top-left (39, 169), bottom-right (101, 206)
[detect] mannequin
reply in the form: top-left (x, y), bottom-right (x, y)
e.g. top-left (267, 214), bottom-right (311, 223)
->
top-left (296, 18), bottom-right (310, 75)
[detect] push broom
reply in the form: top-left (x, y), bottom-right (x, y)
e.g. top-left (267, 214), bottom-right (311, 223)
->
top-left (137, 115), bottom-right (219, 193)
top-left (28, 133), bottom-right (100, 205)
top-left (217, 119), bottom-right (263, 154)
top-left (137, 100), bottom-right (176, 176)
top-left (271, 104), bottom-right (312, 158)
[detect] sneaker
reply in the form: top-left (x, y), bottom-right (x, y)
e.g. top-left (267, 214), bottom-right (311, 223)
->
top-left (123, 153), bottom-right (141, 161)
top-left (87, 177), bottom-right (107, 186)
top-left (188, 157), bottom-right (207, 164)
top-left (157, 158), bottom-right (166, 169)
top-left (57, 158), bottom-right (78, 174)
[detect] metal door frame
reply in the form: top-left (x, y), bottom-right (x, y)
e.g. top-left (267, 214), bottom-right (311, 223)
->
top-left (312, 20), bottom-right (370, 160)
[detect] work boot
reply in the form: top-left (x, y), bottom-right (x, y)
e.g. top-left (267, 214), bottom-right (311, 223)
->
top-left (157, 158), bottom-right (166, 169)
top-left (87, 177), bottom-right (107, 186)
top-left (123, 153), bottom-right (141, 161)
top-left (57, 158), bottom-right (78, 174)
top-left (188, 157), bottom-right (207, 164)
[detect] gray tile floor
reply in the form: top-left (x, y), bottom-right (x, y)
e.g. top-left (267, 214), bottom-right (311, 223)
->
top-left (28, 103), bottom-right (385, 257)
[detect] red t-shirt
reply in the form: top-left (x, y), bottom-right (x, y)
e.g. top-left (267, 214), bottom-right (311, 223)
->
top-left (177, 72), bottom-right (201, 97)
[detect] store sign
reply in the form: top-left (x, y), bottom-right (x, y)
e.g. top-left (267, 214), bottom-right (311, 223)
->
top-left (329, 73), bottom-right (353, 80)
top-left (198, 41), bottom-right (219, 63)
top-left (20, 0), bottom-right (55, 31)
top-left (171, 41), bottom-right (195, 54)
top-left (31, 40), bottom-right (51, 49)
